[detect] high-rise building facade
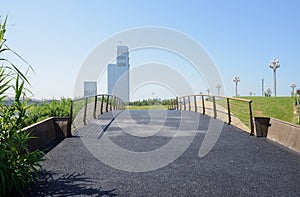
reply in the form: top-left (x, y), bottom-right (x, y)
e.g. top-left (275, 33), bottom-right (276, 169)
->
top-left (107, 46), bottom-right (130, 102)
top-left (84, 81), bottom-right (97, 97)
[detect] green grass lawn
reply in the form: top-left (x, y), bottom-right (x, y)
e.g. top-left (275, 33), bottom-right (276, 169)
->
top-left (218, 96), bottom-right (297, 128)
top-left (126, 105), bottom-right (169, 110)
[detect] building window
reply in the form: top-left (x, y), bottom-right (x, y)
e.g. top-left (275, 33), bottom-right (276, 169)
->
top-left (118, 63), bottom-right (126, 67)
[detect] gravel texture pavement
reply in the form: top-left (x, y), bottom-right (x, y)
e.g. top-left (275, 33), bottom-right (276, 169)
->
top-left (27, 110), bottom-right (300, 196)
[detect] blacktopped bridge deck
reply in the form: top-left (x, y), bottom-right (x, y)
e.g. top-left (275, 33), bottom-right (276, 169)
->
top-left (28, 110), bottom-right (300, 196)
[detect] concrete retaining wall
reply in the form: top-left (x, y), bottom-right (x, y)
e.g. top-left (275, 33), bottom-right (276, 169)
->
top-left (23, 117), bottom-right (70, 151)
top-left (267, 118), bottom-right (300, 153)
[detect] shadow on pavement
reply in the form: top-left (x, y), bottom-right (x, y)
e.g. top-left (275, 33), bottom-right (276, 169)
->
top-left (26, 170), bottom-right (117, 197)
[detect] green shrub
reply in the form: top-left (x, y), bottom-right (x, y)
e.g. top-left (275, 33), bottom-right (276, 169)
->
top-left (0, 16), bottom-right (43, 196)
top-left (0, 73), bottom-right (43, 197)
top-left (26, 98), bottom-right (71, 125)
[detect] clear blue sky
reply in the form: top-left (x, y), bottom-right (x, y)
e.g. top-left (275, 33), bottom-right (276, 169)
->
top-left (1, 0), bottom-right (300, 99)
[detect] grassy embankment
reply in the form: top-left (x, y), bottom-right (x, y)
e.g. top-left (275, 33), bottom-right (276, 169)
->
top-left (220, 96), bottom-right (297, 128)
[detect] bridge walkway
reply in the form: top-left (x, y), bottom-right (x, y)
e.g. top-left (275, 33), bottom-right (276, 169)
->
top-left (27, 110), bottom-right (300, 196)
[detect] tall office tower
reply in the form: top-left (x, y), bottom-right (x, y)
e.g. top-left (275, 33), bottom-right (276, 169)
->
top-left (84, 81), bottom-right (97, 97)
top-left (107, 46), bottom-right (130, 102)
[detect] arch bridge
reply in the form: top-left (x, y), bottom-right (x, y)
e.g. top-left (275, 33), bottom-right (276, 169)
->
top-left (31, 93), bottom-right (300, 196)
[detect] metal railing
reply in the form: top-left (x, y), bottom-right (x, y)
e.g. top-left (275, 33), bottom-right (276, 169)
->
top-left (297, 98), bottom-right (300, 125)
top-left (177, 95), bottom-right (254, 135)
top-left (68, 94), bottom-right (126, 134)
top-left (168, 97), bottom-right (179, 110)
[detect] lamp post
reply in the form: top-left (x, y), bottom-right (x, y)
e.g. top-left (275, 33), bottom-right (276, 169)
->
top-left (207, 88), bottom-right (210, 95)
top-left (233, 76), bottom-right (240, 97)
top-left (262, 78), bottom-right (264, 97)
top-left (291, 83), bottom-right (296, 96)
top-left (216, 84), bottom-right (221, 96)
top-left (269, 58), bottom-right (280, 97)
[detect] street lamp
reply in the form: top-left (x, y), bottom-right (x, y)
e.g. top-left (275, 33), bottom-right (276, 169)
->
top-left (291, 83), bottom-right (296, 96)
top-left (233, 76), bottom-right (240, 97)
top-left (269, 58), bottom-right (280, 97)
top-left (216, 84), bottom-right (221, 96)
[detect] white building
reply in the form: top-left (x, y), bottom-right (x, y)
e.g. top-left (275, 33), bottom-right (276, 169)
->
top-left (84, 81), bottom-right (97, 97)
top-left (107, 46), bottom-right (130, 102)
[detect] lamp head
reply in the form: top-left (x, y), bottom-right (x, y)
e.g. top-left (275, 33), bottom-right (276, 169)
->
top-left (269, 58), bottom-right (280, 69)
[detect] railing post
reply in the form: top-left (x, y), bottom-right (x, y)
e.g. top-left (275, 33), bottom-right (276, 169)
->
top-left (67, 100), bottom-right (73, 137)
top-left (112, 96), bottom-right (116, 110)
top-left (115, 97), bottom-right (118, 110)
top-left (106, 95), bottom-right (109, 112)
top-left (179, 98), bottom-right (182, 111)
top-left (202, 95), bottom-right (205, 115)
top-left (194, 95), bottom-right (197, 112)
top-left (172, 99), bottom-right (175, 110)
top-left (249, 101), bottom-right (254, 136)
top-left (83, 97), bottom-right (88, 125)
top-left (227, 98), bottom-right (231, 125)
top-left (116, 99), bottom-right (119, 110)
top-left (100, 95), bottom-right (104, 114)
top-left (93, 95), bottom-right (97, 119)
top-left (188, 96), bottom-right (191, 111)
top-left (183, 97), bottom-right (186, 110)
top-left (212, 96), bottom-right (217, 119)
top-left (173, 99), bottom-right (175, 110)
top-left (110, 96), bottom-right (113, 111)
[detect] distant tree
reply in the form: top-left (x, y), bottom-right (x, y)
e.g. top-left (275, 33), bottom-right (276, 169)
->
top-left (294, 89), bottom-right (300, 105)
top-left (265, 88), bottom-right (272, 97)
top-left (129, 99), bottom-right (174, 106)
